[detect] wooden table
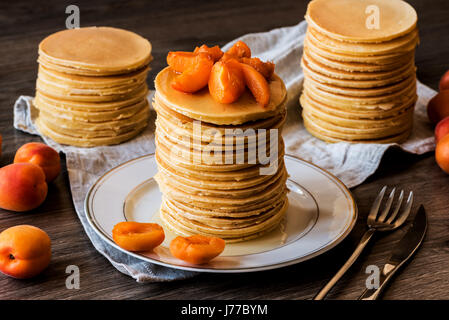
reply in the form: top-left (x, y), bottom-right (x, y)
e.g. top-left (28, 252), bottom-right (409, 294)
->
top-left (0, 0), bottom-right (448, 300)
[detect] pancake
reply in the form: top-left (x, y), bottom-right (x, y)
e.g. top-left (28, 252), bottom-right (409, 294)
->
top-left (305, 73), bottom-right (416, 97)
top-left (304, 116), bottom-right (412, 143)
top-left (302, 57), bottom-right (415, 88)
top-left (38, 65), bottom-right (150, 89)
top-left (155, 67), bottom-right (287, 125)
top-left (35, 96), bottom-right (148, 123)
top-left (304, 35), bottom-right (411, 64)
top-left (306, 0), bottom-right (418, 43)
top-left (304, 45), bottom-right (414, 72)
top-left (307, 27), bottom-right (419, 56)
top-left (39, 27), bottom-right (152, 74)
top-left (303, 111), bottom-right (412, 140)
top-left (302, 50), bottom-right (414, 80)
top-left (160, 198), bottom-right (287, 243)
top-left (301, 90), bottom-right (417, 120)
top-left (35, 116), bottom-right (147, 147)
top-left (304, 79), bottom-right (416, 109)
top-left (35, 86), bottom-right (149, 111)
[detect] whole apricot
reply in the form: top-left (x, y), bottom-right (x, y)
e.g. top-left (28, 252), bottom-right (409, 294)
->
top-left (14, 142), bottom-right (60, 183)
top-left (0, 225), bottom-right (51, 279)
top-left (436, 134), bottom-right (449, 174)
top-left (435, 117), bottom-right (449, 143)
top-left (427, 90), bottom-right (449, 124)
top-left (440, 70), bottom-right (449, 91)
top-left (0, 163), bottom-right (48, 212)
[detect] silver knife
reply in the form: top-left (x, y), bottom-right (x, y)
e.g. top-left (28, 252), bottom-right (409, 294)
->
top-left (358, 205), bottom-right (427, 300)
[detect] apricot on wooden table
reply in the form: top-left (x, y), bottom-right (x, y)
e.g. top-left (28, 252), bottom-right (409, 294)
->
top-left (194, 45), bottom-right (223, 62)
top-left (427, 90), bottom-right (449, 124)
top-left (112, 222), bottom-right (165, 252)
top-left (0, 225), bottom-right (51, 279)
top-left (0, 163), bottom-right (48, 212)
top-left (171, 53), bottom-right (214, 93)
top-left (240, 63), bottom-right (270, 107)
top-left (226, 40), bottom-right (251, 59)
top-left (435, 117), bottom-right (449, 143)
top-left (436, 133), bottom-right (449, 173)
top-left (14, 142), bottom-right (61, 183)
top-left (440, 70), bottom-right (449, 91)
top-left (241, 57), bottom-right (275, 79)
top-left (208, 59), bottom-right (246, 104)
top-left (170, 234), bottom-right (225, 264)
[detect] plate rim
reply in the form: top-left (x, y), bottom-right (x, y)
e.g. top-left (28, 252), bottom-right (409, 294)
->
top-left (84, 153), bottom-right (358, 273)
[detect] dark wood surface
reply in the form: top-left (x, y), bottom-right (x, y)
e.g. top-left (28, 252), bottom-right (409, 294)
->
top-left (0, 0), bottom-right (448, 300)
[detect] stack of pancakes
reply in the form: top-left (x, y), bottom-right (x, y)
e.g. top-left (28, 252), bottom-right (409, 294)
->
top-left (154, 67), bottom-right (288, 242)
top-left (301, 0), bottom-right (419, 143)
top-left (34, 27), bottom-right (152, 147)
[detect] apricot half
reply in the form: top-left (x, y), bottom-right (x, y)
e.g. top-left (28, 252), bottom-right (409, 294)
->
top-left (226, 40), bottom-right (251, 59)
top-left (208, 59), bottom-right (246, 104)
top-left (240, 63), bottom-right (270, 107)
top-left (241, 57), bottom-right (275, 79)
top-left (194, 45), bottom-right (223, 62)
top-left (112, 222), bottom-right (165, 252)
top-left (171, 53), bottom-right (214, 93)
top-left (170, 234), bottom-right (225, 264)
top-left (0, 225), bottom-right (51, 279)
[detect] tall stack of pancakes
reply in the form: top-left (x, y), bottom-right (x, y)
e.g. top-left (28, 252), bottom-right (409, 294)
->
top-left (301, 0), bottom-right (419, 143)
top-left (34, 27), bottom-right (152, 147)
top-left (154, 67), bottom-right (288, 242)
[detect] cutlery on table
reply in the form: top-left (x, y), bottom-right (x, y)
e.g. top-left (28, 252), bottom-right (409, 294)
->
top-left (314, 186), bottom-right (413, 300)
top-left (358, 204), bottom-right (427, 300)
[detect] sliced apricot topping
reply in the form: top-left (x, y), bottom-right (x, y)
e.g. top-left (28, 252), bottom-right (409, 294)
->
top-left (112, 222), bottom-right (165, 252)
top-left (240, 63), bottom-right (270, 107)
top-left (171, 53), bottom-right (214, 93)
top-left (208, 59), bottom-right (246, 104)
top-left (194, 45), bottom-right (223, 62)
top-left (226, 40), bottom-right (251, 59)
top-left (167, 51), bottom-right (198, 73)
top-left (170, 235), bottom-right (225, 264)
top-left (241, 57), bottom-right (275, 80)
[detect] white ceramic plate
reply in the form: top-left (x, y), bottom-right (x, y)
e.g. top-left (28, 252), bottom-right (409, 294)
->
top-left (85, 154), bottom-right (357, 273)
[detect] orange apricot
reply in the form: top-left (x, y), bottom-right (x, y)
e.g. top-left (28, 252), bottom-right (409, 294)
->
top-left (435, 116), bottom-right (449, 143)
top-left (0, 225), bottom-right (51, 279)
top-left (0, 163), bottom-right (48, 212)
top-left (226, 40), bottom-right (251, 59)
top-left (241, 57), bottom-right (275, 79)
top-left (436, 133), bottom-right (449, 173)
top-left (112, 222), bottom-right (165, 252)
top-left (14, 142), bottom-right (61, 183)
top-left (240, 63), bottom-right (270, 107)
top-left (171, 53), bottom-right (214, 93)
top-left (194, 44), bottom-right (223, 62)
top-left (208, 59), bottom-right (246, 104)
top-left (170, 235), bottom-right (225, 264)
top-left (427, 90), bottom-right (449, 124)
top-left (440, 70), bottom-right (449, 91)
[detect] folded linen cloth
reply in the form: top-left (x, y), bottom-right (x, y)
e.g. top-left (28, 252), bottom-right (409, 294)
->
top-left (13, 20), bottom-right (436, 282)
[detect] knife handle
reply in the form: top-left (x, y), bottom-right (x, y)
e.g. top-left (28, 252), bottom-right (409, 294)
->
top-left (314, 228), bottom-right (376, 300)
top-left (358, 263), bottom-right (400, 300)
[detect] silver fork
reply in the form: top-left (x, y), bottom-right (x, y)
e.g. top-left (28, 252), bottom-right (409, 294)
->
top-left (313, 186), bottom-right (413, 300)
